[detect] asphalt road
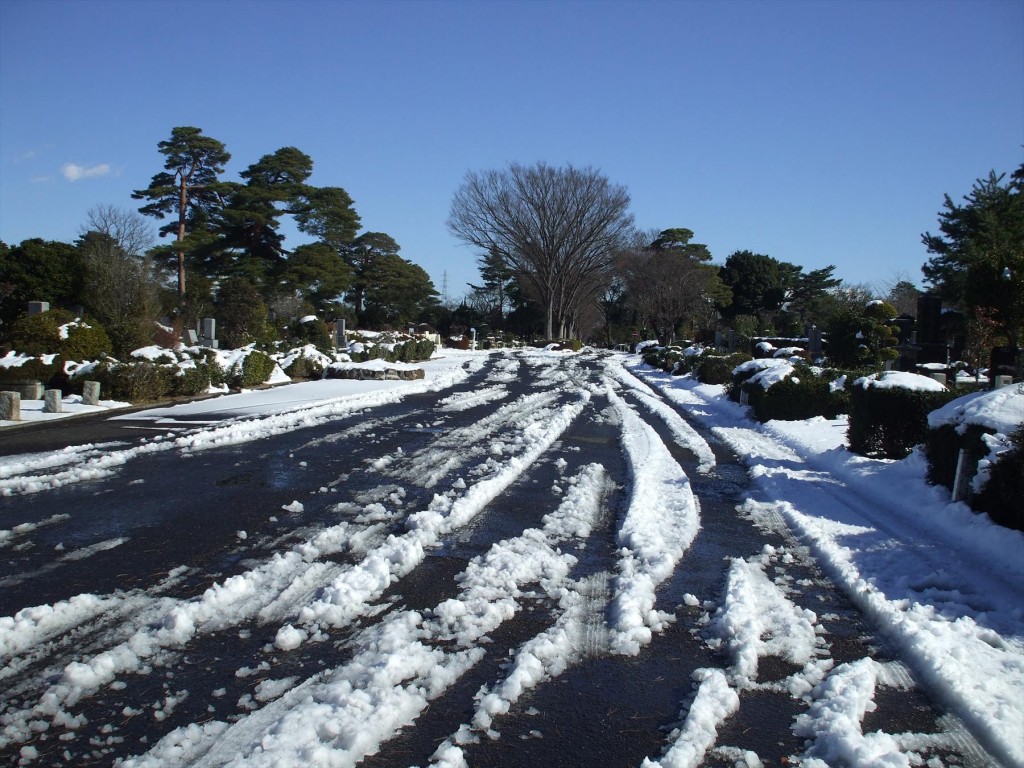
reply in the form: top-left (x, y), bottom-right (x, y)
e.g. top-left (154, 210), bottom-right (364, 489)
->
top-left (0, 352), bottom-right (994, 767)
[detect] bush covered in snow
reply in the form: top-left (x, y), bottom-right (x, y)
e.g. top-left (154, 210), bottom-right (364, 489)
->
top-left (4, 308), bottom-right (112, 360)
top-left (848, 372), bottom-right (961, 459)
top-left (67, 344), bottom-right (285, 403)
top-left (695, 352), bottom-right (752, 385)
top-left (286, 316), bottom-right (333, 353)
top-left (925, 385), bottom-right (1024, 530)
top-left (228, 349), bottom-right (276, 389)
top-left (277, 345), bottom-right (334, 380)
top-left (0, 310), bottom-right (113, 390)
top-left (733, 360), bottom-right (852, 422)
top-left (641, 345), bottom-right (686, 373)
top-left (348, 335), bottom-right (435, 364)
top-left (972, 425), bottom-right (1024, 530)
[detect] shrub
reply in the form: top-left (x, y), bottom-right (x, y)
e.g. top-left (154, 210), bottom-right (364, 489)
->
top-left (171, 361), bottom-right (220, 397)
top-left (972, 426), bottom-right (1024, 531)
top-left (7, 308), bottom-right (112, 359)
top-left (349, 338), bottom-right (434, 364)
top-left (743, 363), bottom-right (850, 421)
top-left (230, 349), bottom-right (276, 388)
top-left (923, 423), bottom-right (991, 492)
top-left (696, 353), bottom-right (752, 385)
top-left (289, 316), bottom-right (333, 353)
top-left (848, 378), bottom-right (960, 459)
top-left (89, 360), bottom-right (172, 403)
top-left (284, 354), bottom-right (325, 380)
top-left (0, 354), bottom-right (63, 385)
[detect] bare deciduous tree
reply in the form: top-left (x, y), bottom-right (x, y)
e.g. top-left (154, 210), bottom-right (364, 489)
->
top-left (78, 206), bottom-right (163, 356)
top-left (448, 162), bottom-right (634, 339)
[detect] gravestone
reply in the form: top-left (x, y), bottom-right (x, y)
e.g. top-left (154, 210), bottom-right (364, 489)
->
top-left (28, 301), bottom-right (49, 315)
top-left (200, 318), bottom-right (219, 349)
top-left (808, 327), bottom-right (823, 358)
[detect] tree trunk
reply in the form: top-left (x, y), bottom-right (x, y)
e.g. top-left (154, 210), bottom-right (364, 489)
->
top-left (177, 177), bottom-right (188, 307)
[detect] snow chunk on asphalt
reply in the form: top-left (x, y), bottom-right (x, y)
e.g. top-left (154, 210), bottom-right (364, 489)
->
top-left (795, 658), bottom-right (910, 767)
top-left (642, 668), bottom-right (740, 768)
top-left (710, 556), bottom-right (819, 686)
top-left (275, 624), bottom-right (307, 651)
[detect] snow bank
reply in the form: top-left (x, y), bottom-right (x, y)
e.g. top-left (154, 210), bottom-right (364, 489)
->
top-left (854, 371), bottom-right (946, 392)
top-left (927, 385), bottom-right (1024, 435)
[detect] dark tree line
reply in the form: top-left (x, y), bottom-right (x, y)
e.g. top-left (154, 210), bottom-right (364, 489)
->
top-left (1, 126), bottom-right (442, 357)
top-left (132, 126), bottom-right (438, 333)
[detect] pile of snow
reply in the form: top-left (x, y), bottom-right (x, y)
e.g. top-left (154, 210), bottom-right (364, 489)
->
top-left (733, 357), bottom-right (797, 390)
top-left (853, 370), bottom-right (946, 392)
top-left (928, 385), bottom-right (1024, 435)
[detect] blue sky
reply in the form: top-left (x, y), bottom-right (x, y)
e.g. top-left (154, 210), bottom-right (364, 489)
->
top-left (1, 0), bottom-right (1021, 302)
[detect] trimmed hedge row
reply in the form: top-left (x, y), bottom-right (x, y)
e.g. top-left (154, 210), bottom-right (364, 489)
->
top-left (848, 383), bottom-right (961, 460)
top-left (350, 339), bottom-right (435, 364)
top-left (924, 421), bottom-right (1023, 531)
top-left (81, 349), bottom-right (274, 403)
top-left (642, 346), bottom-right (754, 384)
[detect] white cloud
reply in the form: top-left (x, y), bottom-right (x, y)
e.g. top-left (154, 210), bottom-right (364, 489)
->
top-left (62, 162), bottom-right (110, 182)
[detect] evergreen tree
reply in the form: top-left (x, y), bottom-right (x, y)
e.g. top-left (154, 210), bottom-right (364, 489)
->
top-left (718, 250), bottom-right (788, 326)
top-left (132, 127), bottom-right (231, 306)
top-left (922, 163), bottom-right (1024, 348)
top-left (215, 277), bottom-right (271, 349)
top-left (0, 239), bottom-right (85, 330)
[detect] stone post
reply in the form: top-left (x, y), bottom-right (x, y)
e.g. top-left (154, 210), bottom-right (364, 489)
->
top-left (83, 380), bottom-right (101, 406)
top-left (1, 391), bottom-right (20, 421)
top-left (43, 389), bottom-right (63, 413)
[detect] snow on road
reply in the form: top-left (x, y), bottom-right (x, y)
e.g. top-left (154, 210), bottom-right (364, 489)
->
top-left (0, 349), bottom-right (1019, 767)
top-left (626, 357), bottom-right (1024, 768)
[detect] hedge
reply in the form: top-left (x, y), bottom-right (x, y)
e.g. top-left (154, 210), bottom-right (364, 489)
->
top-left (971, 426), bottom-right (1024, 531)
top-left (230, 350), bottom-right (276, 389)
top-left (350, 338), bottom-right (435, 364)
top-left (87, 360), bottom-right (172, 403)
top-left (848, 382), bottom-right (960, 459)
top-left (6, 309), bottom-right (111, 360)
top-left (696, 353), bottom-right (752, 385)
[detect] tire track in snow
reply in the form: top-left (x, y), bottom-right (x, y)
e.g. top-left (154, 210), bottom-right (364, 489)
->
top-left (605, 384), bottom-right (700, 656)
top-left (120, 461), bottom-right (609, 768)
top-left (630, 362), bottom-right (1023, 768)
top-left (602, 356), bottom-right (716, 474)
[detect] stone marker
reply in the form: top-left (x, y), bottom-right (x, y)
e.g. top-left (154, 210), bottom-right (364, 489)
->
top-left (83, 380), bottom-right (101, 406)
top-left (43, 389), bottom-right (63, 413)
top-left (1, 391), bottom-right (20, 421)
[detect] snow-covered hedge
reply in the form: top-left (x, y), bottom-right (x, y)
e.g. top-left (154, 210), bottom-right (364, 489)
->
top-left (924, 385), bottom-right (1024, 530)
top-left (731, 359), bottom-right (851, 422)
top-left (847, 371), bottom-right (961, 460)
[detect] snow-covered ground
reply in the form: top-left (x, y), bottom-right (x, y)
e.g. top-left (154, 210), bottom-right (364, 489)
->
top-left (0, 349), bottom-right (1021, 767)
top-left (623, 358), bottom-right (1024, 768)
